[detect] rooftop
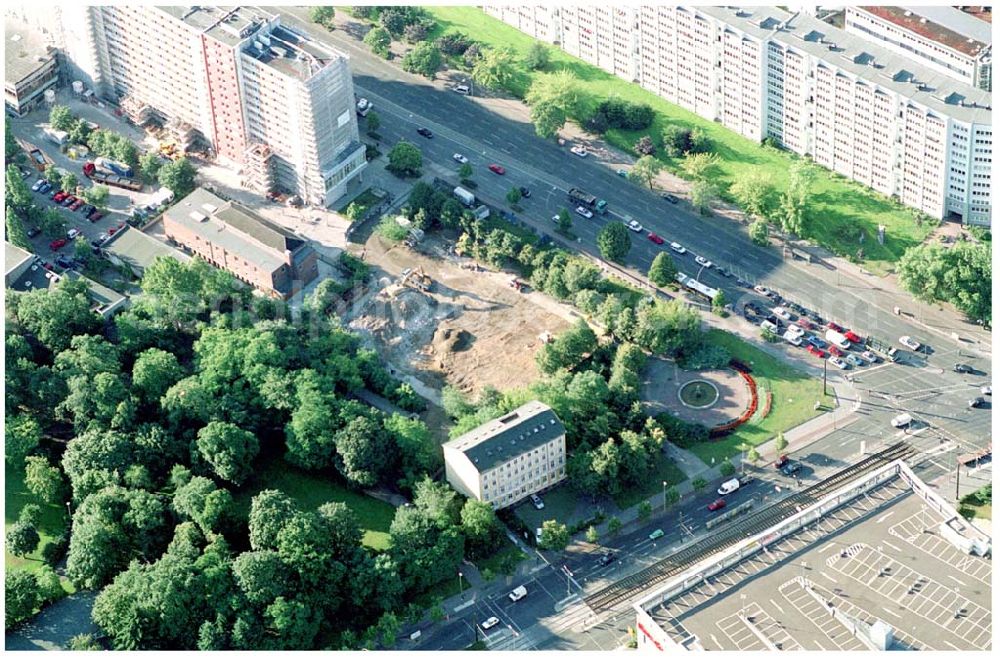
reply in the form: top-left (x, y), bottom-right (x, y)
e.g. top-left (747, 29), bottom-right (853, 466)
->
top-left (700, 6), bottom-right (992, 124)
top-left (4, 17), bottom-right (55, 84)
top-left (5, 241), bottom-right (34, 278)
top-left (444, 401), bottom-right (565, 472)
top-left (101, 225), bottom-right (191, 272)
top-left (164, 187), bottom-right (307, 274)
top-left (4, 247), bottom-right (127, 316)
top-left (241, 24), bottom-right (341, 81)
top-left (860, 6), bottom-right (991, 56)
top-left (157, 5), bottom-right (276, 48)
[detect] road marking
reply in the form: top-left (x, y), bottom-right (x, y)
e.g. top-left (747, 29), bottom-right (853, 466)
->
top-left (876, 512), bottom-right (894, 523)
top-left (881, 607), bottom-right (902, 619)
top-left (769, 598), bottom-right (785, 615)
top-left (944, 640), bottom-right (962, 651)
top-left (814, 640), bottom-right (825, 650)
top-left (947, 575), bottom-right (967, 587)
top-left (820, 572), bottom-right (837, 583)
top-left (709, 633), bottom-right (720, 649)
top-left (882, 540), bottom-right (901, 553)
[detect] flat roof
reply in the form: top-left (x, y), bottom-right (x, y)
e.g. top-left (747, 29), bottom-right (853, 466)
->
top-left (242, 24), bottom-right (342, 81)
top-left (4, 17), bottom-right (55, 84)
top-left (5, 241), bottom-right (33, 276)
top-left (860, 6), bottom-right (991, 56)
top-left (444, 401), bottom-right (564, 472)
top-left (164, 187), bottom-right (307, 274)
top-left (699, 6), bottom-right (991, 124)
top-left (157, 5), bottom-right (276, 48)
top-left (102, 225), bottom-right (190, 271)
top-left (63, 270), bottom-right (127, 313)
top-left (649, 487), bottom-right (992, 651)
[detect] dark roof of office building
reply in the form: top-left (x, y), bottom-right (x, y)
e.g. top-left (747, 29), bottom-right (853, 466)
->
top-left (164, 187), bottom-right (307, 273)
top-left (859, 6), bottom-right (991, 56)
top-left (4, 18), bottom-right (55, 84)
top-left (444, 401), bottom-right (565, 472)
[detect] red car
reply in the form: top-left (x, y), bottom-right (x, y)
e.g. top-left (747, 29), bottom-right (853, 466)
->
top-left (61, 195), bottom-right (77, 207)
top-left (69, 200), bottom-right (84, 211)
top-left (795, 318), bottom-right (814, 330)
top-left (115, 220), bottom-right (126, 231)
top-left (774, 454), bottom-right (789, 469)
top-left (806, 345), bottom-right (827, 359)
top-left (647, 232), bottom-right (664, 245)
top-left (708, 498), bottom-right (727, 512)
top-left (90, 211), bottom-right (105, 222)
top-left (488, 164), bottom-right (506, 175)
top-left (107, 226), bottom-right (119, 236)
top-left (844, 330), bottom-right (863, 344)
top-left (53, 192), bottom-right (67, 203)
top-left (49, 238), bottom-right (68, 251)
top-left (828, 345), bottom-right (844, 357)
top-left (827, 321), bottom-right (843, 332)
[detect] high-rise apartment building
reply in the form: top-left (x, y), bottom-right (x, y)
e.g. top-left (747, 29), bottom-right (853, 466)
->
top-left (488, 6), bottom-right (992, 226)
top-left (14, 5), bottom-right (365, 208)
top-left (845, 6), bottom-right (992, 91)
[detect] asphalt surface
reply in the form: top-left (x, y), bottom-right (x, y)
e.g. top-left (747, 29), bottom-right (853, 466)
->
top-left (268, 10), bottom-right (993, 651)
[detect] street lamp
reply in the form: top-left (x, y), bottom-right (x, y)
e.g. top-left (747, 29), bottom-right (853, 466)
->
top-left (662, 481), bottom-right (668, 511)
top-left (458, 571), bottom-right (464, 596)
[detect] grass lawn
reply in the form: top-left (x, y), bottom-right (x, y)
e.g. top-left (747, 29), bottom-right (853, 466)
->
top-left (612, 454), bottom-right (687, 510)
top-left (514, 483), bottom-right (582, 532)
top-left (475, 538), bottom-right (527, 581)
top-left (337, 188), bottom-right (383, 217)
top-left (5, 464), bottom-right (69, 576)
top-left (233, 459), bottom-right (396, 551)
top-left (688, 330), bottom-right (832, 465)
top-left (425, 7), bottom-right (934, 273)
top-left (963, 503), bottom-right (992, 520)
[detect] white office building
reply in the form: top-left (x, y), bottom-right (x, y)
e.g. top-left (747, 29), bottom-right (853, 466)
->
top-left (487, 5), bottom-right (992, 226)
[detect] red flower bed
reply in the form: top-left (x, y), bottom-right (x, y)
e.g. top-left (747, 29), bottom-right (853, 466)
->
top-left (709, 362), bottom-right (758, 438)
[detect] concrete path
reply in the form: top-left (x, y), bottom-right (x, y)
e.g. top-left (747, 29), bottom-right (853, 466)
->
top-left (662, 440), bottom-right (710, 479)
top-left (4, 590), bottom-right (99, 651)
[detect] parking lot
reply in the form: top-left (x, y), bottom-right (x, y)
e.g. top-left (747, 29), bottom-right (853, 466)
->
top-left (652, 484), bottom-right (991, 651)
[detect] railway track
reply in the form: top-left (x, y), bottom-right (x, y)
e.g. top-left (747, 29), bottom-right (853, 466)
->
top-left (584, 441), bottom-right (916, 612)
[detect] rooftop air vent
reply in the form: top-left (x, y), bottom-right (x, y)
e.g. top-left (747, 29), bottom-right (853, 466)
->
top-left (201, 203), bottom-right (218, 213)
top-left (189, 212), bottom-right (208, 222)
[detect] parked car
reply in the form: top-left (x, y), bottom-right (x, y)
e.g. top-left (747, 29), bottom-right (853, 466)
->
top-left (55, 255), bottom-right (74, 269)
top-left (79, 204), bottom-right (94, 215)
top-left (754, 285), bottom-right (772, 297)
top-left (828, 356), bottom-right (848, 370)
top-left (530, 494), bottom-right (544, 510)
top-left (844, 330), bottom-right (863, 344)
top-left (416, 127), bottom-right (433, 138)
top-left (796, 318), bottom-right (814, 331)
top-left (827, 321), bottom-right (844, 332)
top-left (49, 238), bottom-right (68, 250)
top-left (61, 195), bottom-right (76, 207)
top-left (627, 220), bottom-right (643, 233)
top-left (508, 585), bottom-right (528, 602)
top-left (968, 397), bottom-right (986, 409)
top-left (785, 324), bottom-right (805, 338)
top-left (598, 552), bottom-right (615, 567)
top-left (616, 169), bottom-right (628, 178)
top-left (954, 363), bottom-right (974, 374)
top-left (772, 306), bottom-right (792, 320)
top-left (53, 191), bottom-right (67, 203)
top-left (669, 242), bottom-right (687, 254)
top-left (806, 345), bottom-right (827, 359)
top-left (805, 336), bottom-right (827, 350)
top-left (481, 617), bottom-right (500, 630)
top-left (662, 193), bottom-right (679, 204)
top-left (107, 226), bottom-right (120, 236)
top-left (695, 256), bottom-right (712, 268)
top-left (859, 351), bottom-right (879, 364)
top-left (39, 181), bottom-right (51, 193)
top-left (26, 226), bottom-right (41, 238)
top-left (488, 164), bottom-right (506, 175)
top-left (67, 228), bottom-right (81, 240)
top-left (783, 331), bottom-right (801, 347)
top-left (981, 386), bottom-right (991, 396)
top-left (452, 153), bottom-right (468, 164)
top-left (575, 206), bottom-right (594, 219)
top-left (648, 529), bottom-right (665, 541)
top-left (90, 211), bottom-right (105, 222)
top-left (708, 498), bottom-right (727, 512)
top-left (453, 84), bottom-right (470, 95)
top-left (899, 336), bottom-right (921, 351)
top-left (31, 179), bottom-right (46, 192)
top-left (647, 232), bottom-right (664, 245)
top-left (774, 454), bottom-right (789, 469)
top-left (519, 186), bottom-right (531, 198)
top-left (69, 199), bottom-right (84, 211)
top-left (570, 145), bottom-right (588, 157)
top-left (780, 460), bottom-right (802, 476)
top-left (844, 354), bottom-right (865, 367)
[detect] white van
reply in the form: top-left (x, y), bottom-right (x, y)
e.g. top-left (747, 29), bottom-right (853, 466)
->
top-left (760, 320), bottom-right (779, 335)
top-left (825, 329), bottom-right (851, 350)
top-left (717, 478), bottom-right (740, 496)
top-left (891, 413), bottom-right (913, 428)
top-left (509, 585), bottom-right (528, 602)
top-left (783, 330), bottom-right (803, 346)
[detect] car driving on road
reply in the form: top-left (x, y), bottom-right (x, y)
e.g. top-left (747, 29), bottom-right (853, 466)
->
top-left (669, 242), bottom-right (687, 254)
top-left (662, 193), bottom-right (679, 204)
top-left (416, 127), bottom-right (433, 138)
top-left (694, 256), bottom-right (712, 268)
top-left (627, 220), bottom-right (643, 232)
top-left (570, 145), bottom-right (588, 157)
top-left (452, 153), bottom-right (468, 164)
top-left (708, 498), bottom-right (726, 512)
top-left (488, 164), bottom-right (505, 175)
top-left (647, 232), bottom-right (664, 245)
top-left (648, 529), bottom-right (664, 541)
top-left (575, 206), bottom-right (594, 219)
top-left (598, 552), bottom-right (615, 567)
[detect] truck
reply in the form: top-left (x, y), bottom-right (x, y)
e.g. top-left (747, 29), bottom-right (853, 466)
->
top-left (453, 186), bottom-right (476, 207)
top-left (472, 204), bottom-right (490, 221)
top-left (94, 157), bottom-right (133, 178)
top-left (43, 127), bottom-right (69, 146)
top-left (824, 329), bottom-right (851, 350)
top-left (83, 162), bottom-right (143, 192)
top-left (568, 187), bottom-right (607, 214)
top-left (28, 148), bottom-right (52, 171)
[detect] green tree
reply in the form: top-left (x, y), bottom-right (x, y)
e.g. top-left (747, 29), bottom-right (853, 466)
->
top-left (5, 414), bottom-right (42, 467)
top-left (83, 185), bottom-right (109, 210)
top-left (18, 504), bottom-right (43, 527)
top-left (366, 111), bottom-right (381, 133)
top-left (196, 421), bottom-right (260, 486)
top-left (59, 173), bottom-right (79, 194)
top-left (24, 456), bottom-right (66, 503)
top-left (173, 476), bottom-right (234, 534)
top-left (898, 241), bottom-right (991, 325)
top-left (712, 289), bottom-right (727, 313)
top-left (39, 207), bottom-right (66, 238)
top-left (506, 186), bottom-right (522, 206)
top-left (692, 477), bottom-right (707, 491)
top-left (730, 172), bottom-right (772, 219)
top-left (9, 276), bottom-right (100, 352)
top-left (719, 461), bottom-right (736, 477)
top-left (309, 6), bottom-right (335, 27)
top-left (680, 152), bottom-right (719, 182)
top-left (529, 100), bottom-right (567, 140)
top-left (746, 447), bottom-right (761, 464)
top-left (460, 499), bottom-right (499, 557)
top-left (67, 634), bottom-right (103, 651)
top-left (648, 252), bottom-right (678, 287)
top-left (778, 162), bottom-right (813, 236)
top-left (637, 501), bottom-right (652, 520)
top-left (49, 104), bottom-right (76, 132)
top-left (661, 124), bottom-right (692, 157)
top-left (6, 520), bottom-right (40, 557)
top-left (138, 152), bottom-right (162, 185)
top-left (557, 207), bottom-right (573, 233)
top-left (526, 70), bottom-right (581, 115)
top-left (690, 180), bottom-right (718, 216)
top-left (524, 41), bottom-right (550, 70)
top-left (749, 219), bottom-right (769, 246)
top-left (664, 487), bottom-right (680, 507)
top-left (131, 348), bottom-right (185, 404)
top-left (5, 121), bottom-right (19, 161)
top-left (597, 222), bottom-right (631, 262)
top-left (536, 319), bottom-right (598, 374)
top-left (363, 26), bottom-right (392, 58)
top-left (607, 516), bottom-right (622, 536)
top-left (585, 525), bottom-right (599, 544)
top-left (538, 519), bottom-right (569, 551)
top-left (158, 158), bottom-right (197, 198)
top-left (457, 162), bottom-right (473, 180)
top-left (386, 141), bottom-right (422, 177)
top-left (401, 42), bottom-right (442, 78)
top-left (6, 571), bottom-right (40, 628)
top-left (34, 565), bottom-right (66, 603)
top-left (5, 206), bottom-right (31, 250)
top-left (6, 164), bottom-right (36, 220)
top-left (628, 155), bottom-right (664, 190)
top-left (472, 47), bottom-right (517, 91)
top-left (774, 432), bottom-right (788, 454)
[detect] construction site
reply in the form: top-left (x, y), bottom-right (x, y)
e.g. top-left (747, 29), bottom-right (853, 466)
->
top-left (631, 452), bottom-right (992, 652)
top-left (345, 233), bottom-right (577, 397)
